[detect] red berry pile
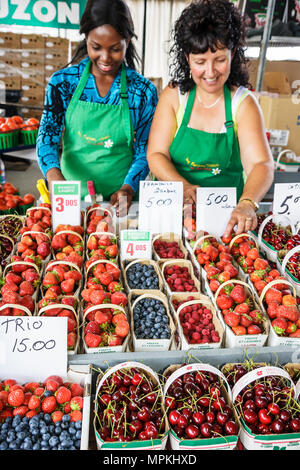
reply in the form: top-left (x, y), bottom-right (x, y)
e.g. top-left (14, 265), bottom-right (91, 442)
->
top-left (165, 369), bottom-right (238, 440)
top-left (263, 285), bottom-right (300, 338)
top-left (86, 204), bottom-right (115, 234)
top-left (216, 284), bottom-right (265, 336)
top-left (235, 375), bottom-right (300, 435)
top-left (163, 264), bottom-right (198, 292)
top-left (87, 233), bottom-right (118, 261)
top-left (153, 239), bottom-right (185, 259)
top-left (96, 367), bottom-right (166, 442)
top-left (256, 212), bottom-right (293, 251)
top-left (172, 297), bottom-right (220, 344)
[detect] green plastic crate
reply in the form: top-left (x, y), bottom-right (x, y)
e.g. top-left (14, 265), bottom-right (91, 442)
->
top-left (20, 128), bottom-right (38, 146)
top-left (0, 130), bottom-right (19, 150)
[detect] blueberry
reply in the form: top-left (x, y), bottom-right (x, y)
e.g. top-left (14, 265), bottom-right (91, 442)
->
top-left (75, 430), bottom-right (81, 440)
top-left (9, 441), bottom-right (19, 450)
top-left (61, 439), bottom-right (72, 449)
top-left (74, 421), bottom-right (82, 430)
top-left (68, 427), bottom-right (76, 436)
top-left (43, 391), bottom-right (53, 397)
top-left (22, 417), bottom-right (29, 424)
top-left (62, 414), bottom-right (71, 423)
top-left (23, 441), bottom-right (33, 450)
top-left (75, 439), bottom-right (81, 449)
top-left (44, 414), bottom-right (52, 423)
top-left (42, 433), bottom-right (51, 442)
top-left (33, 442), bottom-right (41, 450)
top-left (49, 435), bottom-right (59, 447)
top-left (0, 441), bottom-right (8, 450)
top-left (41, 445), bottom-right (50, 450)
top-left (55, 426), bottom-right (62, 435)
top-left (16, 431), bottom-right (26, 441)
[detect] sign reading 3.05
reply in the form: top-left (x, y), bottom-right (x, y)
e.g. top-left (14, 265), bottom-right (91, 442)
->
top-left (51, 181), bottom-right (81, 231)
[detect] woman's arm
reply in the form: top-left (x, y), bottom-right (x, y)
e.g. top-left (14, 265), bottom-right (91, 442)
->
top-left (147, 85), bottom-right (198, 203)
top-left (224, 93), bottom-right (274, 237)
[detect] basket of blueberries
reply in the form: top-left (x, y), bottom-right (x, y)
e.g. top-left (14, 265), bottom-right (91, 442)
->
top-left (123, 259), bottom-right (163, 293)
top-left (129, 291), bottom-right (175, 352)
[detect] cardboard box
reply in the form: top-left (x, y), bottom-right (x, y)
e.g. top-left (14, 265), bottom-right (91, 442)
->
top-left (20, 107), bottom-right (43, 121)
top-left (248, 59), bottom-right (300, 92)
top-left (45, 37), bottom-right (69, 53)
top-left (0, 32), bottom-right (21, 49)
top-left (259, 94), bottom-right (300, 156)
top-left (20, 34), bottom-right (45, 51)
top-left (0, 74), bottom-right (21, 89)
top-left (263, 72), bottom-right (291, 95)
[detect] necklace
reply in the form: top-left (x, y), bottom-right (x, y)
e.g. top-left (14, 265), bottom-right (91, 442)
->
top-left (196, 92), bottom-right (223, 109)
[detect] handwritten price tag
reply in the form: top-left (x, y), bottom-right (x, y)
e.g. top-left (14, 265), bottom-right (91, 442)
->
top-left (273, 182), bottom-right (300, 226)
top-left (138, 181), bottom-right (183, 235)
top-left (120, 230), bottom-right (152, 260)
top-left (51, 181), bottom-right (81, 232)
top-left (0, 316), bottom-right (68, 382)
top-left (196, 187), bottom-right (236, 236)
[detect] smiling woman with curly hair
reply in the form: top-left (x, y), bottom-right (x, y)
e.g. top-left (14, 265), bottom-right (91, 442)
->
top-left (147, 0), bottom-right (274, 238)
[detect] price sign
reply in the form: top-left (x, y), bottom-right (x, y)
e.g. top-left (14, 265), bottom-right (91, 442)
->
top-left (196, 187), bottom-right (236, 236)
top-left (138, 181), bottom-right (183, 235)
top-left (52, 181), bottom-right (81, 232)
top-left (120, 230), bottom-right (152, 260)
top-left (0, 316), bottom-right (67, 382)
top-left (273, 183), bottom-right (300, 226)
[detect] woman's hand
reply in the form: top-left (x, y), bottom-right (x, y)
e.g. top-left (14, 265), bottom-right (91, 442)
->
top-left (110, 184), bottom-right (134, 217)
top-left (183, 183), bottom-right (198, 205)
top-left (46, 168), bottom-right (65, 201)
top-left (223, 200), bottom-right (257, 239)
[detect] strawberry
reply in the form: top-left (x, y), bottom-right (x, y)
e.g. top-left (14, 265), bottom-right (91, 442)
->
top-left (28, 395), bottom-right (41, 411)
top-left (67, 331), bottom-right (77, 349)
top-left (111, 291), bottom-right (128, 307)
top-left (69, 410), bottom-right (82, 422)
top-left (37, 242), bottom-right (51, 258)
top-left (272, 318), bottom-right (288, 336)
top-left (61, 278), bottom-right (75, 294)
top-left (229, 285), bottom-right (247, 304)
top-left (253, 258), bottom-right (269, 271)
top-left (8, 388), bottom-right (24, 407)
top-left (19, 280), bottom-right (34, 296)
top-left (13, 405), bottom-right (28, 417)
top-left (89, 289), bottom-right (106, 305)
top-left (52, 410), bottom-right (64, 423)
top-left (249, 309), bottom-right (264, 324)
top-left (84, 332), bottom-right (102, 348)
top-left (56, 386), bottom-right (72, 404)
top-left (276, 305), bottom-right (299, 322)
top-left (216, 294), bottom-right (233, 310)
top-left (240, 314), bottom-right (253, 328)
top-left (114, 320), bottom-right (129, 338)
top-left (232, 326), bottom-right (247, 336)
top-left (45, 379), bottom-right (60, 392)
top-left (98, 272), bottom-right (113, 286)
top-left (105, 244), bottom-right (118, 258)
top-left (70, 383), bottom-right (84, 397)
top-left (70, 396), bottom-right (83, 411)
top-left (265, 288), bottom-right (282, 305)
top-left (107, 281), bottom-right (122, 293)
top-left (94, 310), bottom-right (112, 326)
top-left (87, 235), bottom-right (98, 251)
top-left (42, 396), bottom-right (57, 413)
top-left (5, 272), bottom-right (22, 285)
top-left (247, 247), bottom-right (259, 260)
top-left (247, 324), bottom-right (262, 335)
top-left (289, 329), bottom-right (300, 338)
top-left (84, 321), bottom-right (100, 335)
top-left (45, 375), bottom-right (63, 386)
top-left (224, 311), bottom-right (240, 328)
top-left (286, 321), bottom-right (297, 335)
top-left (42, 272), bottom-right (59, 288)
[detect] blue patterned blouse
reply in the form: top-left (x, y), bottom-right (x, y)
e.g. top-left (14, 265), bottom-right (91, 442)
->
top-left (36, 56), bottom-right (158, 193)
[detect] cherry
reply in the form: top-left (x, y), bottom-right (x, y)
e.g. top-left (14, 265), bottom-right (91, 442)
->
top-left (212, 423), bottom-right (223, 436)
top-left (185, 424), bottom-right (200, 439)
top-left (217, 412), bottom-right (229, 426)
top-left (254, 396), bottom-right (268, 409)
top-left (132, 373), bottom-right (143, 387)
top-left (243, 409), bottom-right (257, 424)
top-left (279, 409), bottom-right (291, 423)
top-left (224, 420), bottom-right (238, 435)
top-left (181, 408), bottom-right (192, 420)
top-left (267, 403), bottom-right (280, 415)
top-left (206, 411), bottom-right (215, 424)
top-left (192, 411), bottom-right (205, 425)
top-left (244, 399), bottom-right (256, 411)
top-left (200, 422), bottom-right (213, 438)
top-left (137, 406), bottom-right (151, 422)
top-left (198, 397), bottom-right (210, 408)
top-left (257, 423), bottom-right (270, 434)
top-left (212, 397), bottom-right (226, 411)
top-left (145, 424), bottom-right (158, 439)
top-left (128, 419), bottom-right (143, 435)
top-left (165, 396), bottom-right (176, 410)
top-left (177, 415), bottom-right (188, 429)
top-left (258, 408), bottom-right (272, 425)
top-left (168, 410), bottom-right (180, 426)
top-left (270, 419), bottom-right (284, 434)
top-left (100, 393), bottom-right (111, 405)
top-left (145, 392), bottom-right (157, 404)
top-left (290, 418), bottom-right (300, 432)
top-left (138, 431), bottom-right (148, 440)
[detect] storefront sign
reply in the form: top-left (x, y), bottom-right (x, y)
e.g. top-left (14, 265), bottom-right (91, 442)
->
top-left (273, 182), bottom-right (300, 226)
top-left (0, 316), bottom-right (67, 382)
top-left (0, 0), bottom-right (86, 29)
top-left (51, 180), bottom-right (81, 231)
top-left (120, 230), bottom-right (152, 260)
top-left (138, 181), bottom-right (183, 236)
top-left (196, 187), bottom-right (236, 237)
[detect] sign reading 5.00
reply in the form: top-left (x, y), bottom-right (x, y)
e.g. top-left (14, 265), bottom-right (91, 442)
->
top-left (273, 183), bottom-right (300, 226)
top-left (138, 181), bottom-right (183, 235)
top-left (51, 181), bottom-right (81, 232)
top-left (196, 187), bottom-right (236, 237)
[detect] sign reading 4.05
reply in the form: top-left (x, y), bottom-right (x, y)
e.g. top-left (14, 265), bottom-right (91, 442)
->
top-left (273, 183), bottom-right (300, 226)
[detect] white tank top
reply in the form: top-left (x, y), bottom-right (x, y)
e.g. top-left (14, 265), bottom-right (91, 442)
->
top-left (176, 86), bottom-right (254, 134)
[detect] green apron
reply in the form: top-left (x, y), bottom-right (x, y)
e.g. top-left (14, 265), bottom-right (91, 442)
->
top-left (61, 60), bottom-right (134, 200)
top-left (169, 85), bottom-right (244, 199)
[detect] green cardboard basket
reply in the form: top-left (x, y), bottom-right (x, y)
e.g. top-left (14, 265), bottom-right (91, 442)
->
top-left (0, 130), bottom-right (19, 150)
top-left (20, 128), bottom-right (38, 146)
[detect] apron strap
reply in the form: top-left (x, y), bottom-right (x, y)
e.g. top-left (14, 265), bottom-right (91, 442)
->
top-left (223, 84), bottom-right (235, 154)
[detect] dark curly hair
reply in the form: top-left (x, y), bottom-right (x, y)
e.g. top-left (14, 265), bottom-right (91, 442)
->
top-left (169, 0), bottom-right (251, 92)
top-left (71, 0), bottom-right (140, 70)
